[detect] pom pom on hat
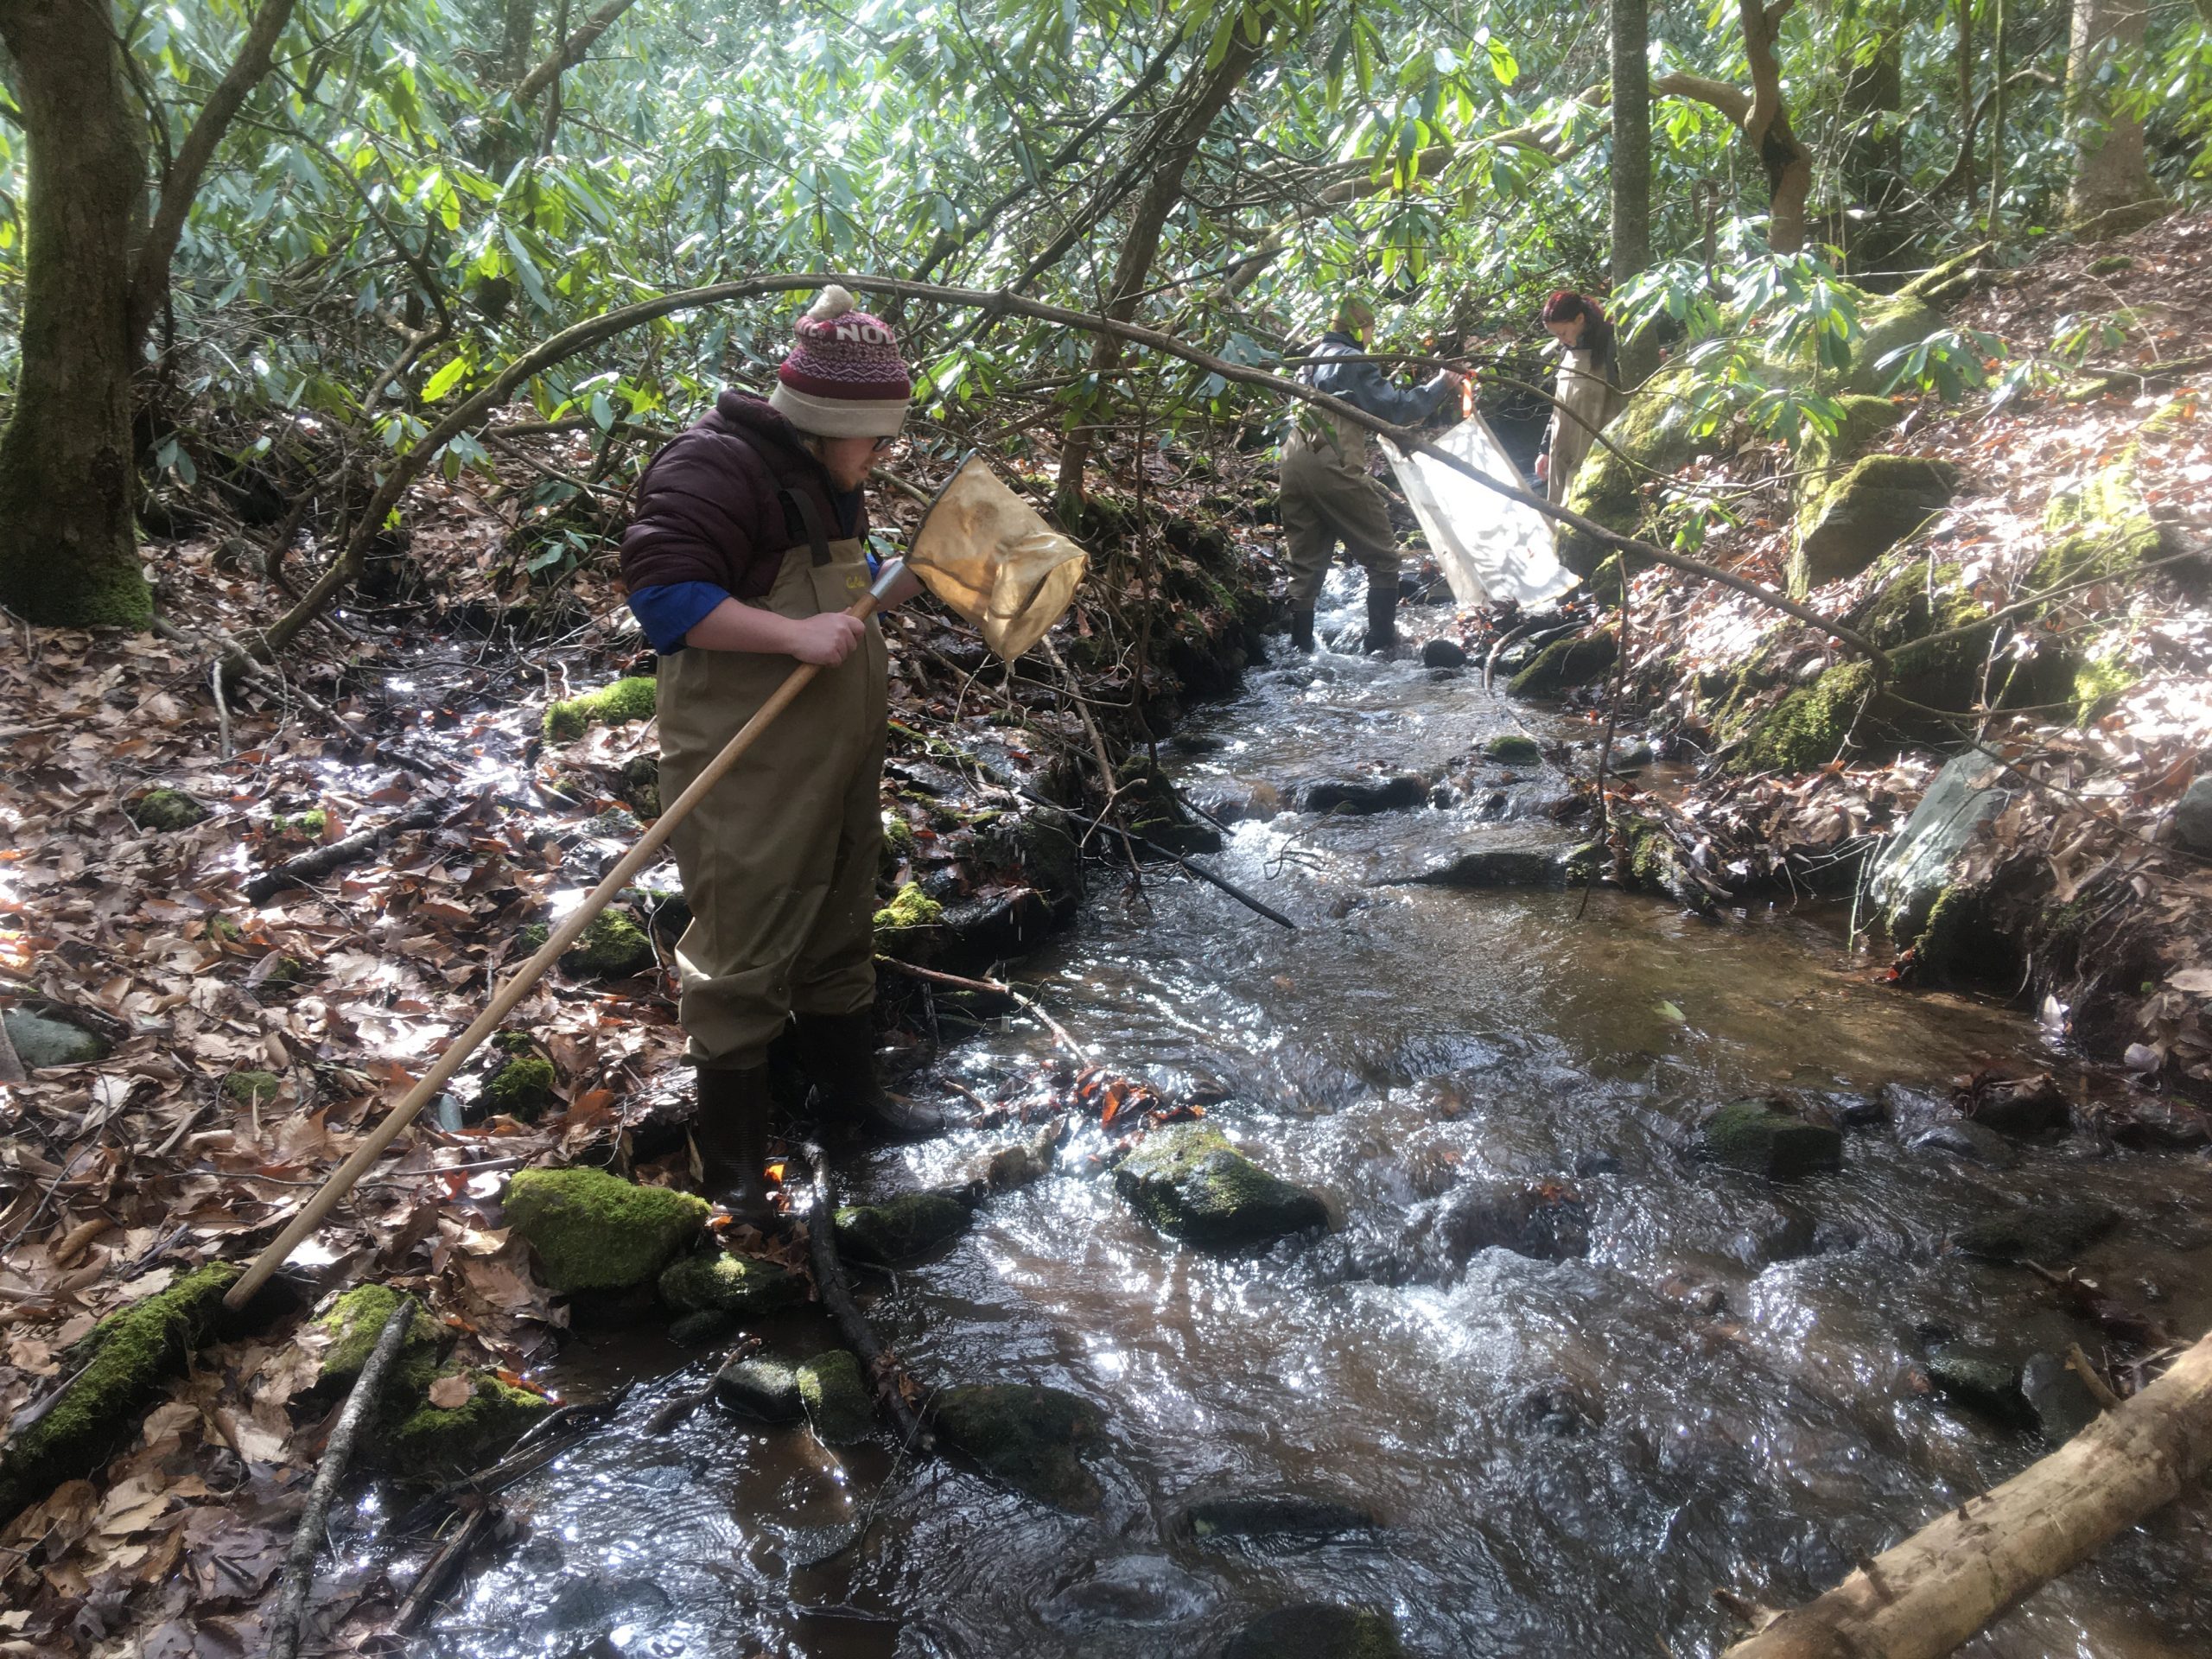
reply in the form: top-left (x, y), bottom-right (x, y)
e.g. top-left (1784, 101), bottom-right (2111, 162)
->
top-left (771, 284), bottom-right (912, 439)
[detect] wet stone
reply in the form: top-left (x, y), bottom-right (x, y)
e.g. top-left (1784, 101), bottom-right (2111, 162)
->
top-left (1301, 774), bottom-right (1429, 815)
top-left (3, 1008), bottom-right (111, 1069)
top-left (1114, 1124), bottom-right (1328, 1249)
top-left (1420, 1179), bottom-right (1591, 1266)
top-left (1908, 1119), bottom-right (2018, 1170)
top-left (1925, 1344), bottom-right (2033, 1430)
top-left (525, 1574), bottom-right (673, 1641)
top-left (2171, 773), bottom-right (2212, 854)
top-left (1420, 637), bottom-right (1469, 670)
top-left (1038, 1555), bottom-right (1220, 1630)
top-left (931, 1382), bottom-right (1104, 1511)
top-left (797, 1350), bottom-right (877, 1444)
top-left (1221, 1603), bottom-right (1405, 1659)
top-left (1516, 1379), bottom-right (1601, 1438)
top-left (1178, 1494), bottom-right (1379, 1549)
top-left (833, 1188), bottom-right (974, 1264)
top-left (657, 1250), bottom-right (805, 1318)
top-left (1954, 1200), bottom-right (2119, 1264)
top-left (715, 1357), bottom-right (805, 1421)
top-left (2022, 1351), bottom-right (2105, 1442)
top-left (1699, 1098), bottom-right (1844, 1181)
top-left (1966, 1073), bottom-right (2072, 1136)
top-left (665, 1308), bottom-right (735, 1348)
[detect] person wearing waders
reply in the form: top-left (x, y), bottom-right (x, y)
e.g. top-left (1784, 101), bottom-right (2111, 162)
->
top-left (619, 286), bottom-right (914, 1223)
top-left (1279, 296), bottom-right (1459, 653)
top-left (1533, 289), bottom-right (1624, 507)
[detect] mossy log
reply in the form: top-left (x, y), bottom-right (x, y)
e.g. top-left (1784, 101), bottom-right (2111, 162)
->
top-left (1724, 1329), bottom-right (2212, 1659)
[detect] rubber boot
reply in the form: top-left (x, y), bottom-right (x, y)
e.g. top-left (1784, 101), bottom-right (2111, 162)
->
top-left (1288, 607), bottom-right (1316, 652)
top-left (692, 1064), bottom-right (775, 1225)
top-left (791, 1010), bottom-right (948, 1141)
top-left (1363, 580), bottom-right (1399, 654)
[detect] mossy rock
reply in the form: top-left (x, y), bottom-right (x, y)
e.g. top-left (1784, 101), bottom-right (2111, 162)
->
top-left (1507, 632), bottom-right (1617, 700)
top-left (313, 1285), bottom-right (445, 1400)
top-left (873, 880), bottom-right (944, 938)
top-left (375, 1372), bottom-right (553, 1478)
top-left (270, 809), bottom-right (327, 838)
top-left (797, 1350), bottom-right (877, 1444)
top-left (834, 1190), bottom-right (974, 1264)
top-left (2033, 448), bottom-right (2163, 592)
top-left (483, 1052), bottom-right (556, 1119)
top-left (1792, 455), bottom-right (1959, 594)
top-left (3, 1008), bottom-right (110, 1069)
top-left (1954, 1200), bottom-right (2118, 1264)
top-left (504, 1166), bottom-right (709, 1293)
top-left (657, 1250), bottom-right (805, 1317)
top-left (667, 1308), bottom-right (737, 1347)
top-left (1728, 660), bottom-right (1875, 775)
top-left (2087, 254), bottom-right (2136, 276)
top-left (1559, 363), bottom-right (1714, 575)
top-left (1794, 395), bottom-right (1906, 523)
top-left (223, 1070), bottom-right (282, 1105)
top-left (1839, 290), bottom-right (1946, 395)
top-left (0, 1264), bottom-right (238, 1525)
top-left (931, 1382), bottom-right (1104, 1511)
top-left (716, 1356), bottom-right (805, 1421)
top-left (563, 909), bottom-right (655, 977)
top-left (1482, 734), bottom-right (1542, 766)
top-left (131, 789), bottom-right (207, 832)
top-left (1925, 1344), bottom-right (2034, 1430)
top-left (544, 676), bottom-right (657, 741)
top-left (1699, 1098), bottom-right (1844, 1181)
top-left (1113, 1124), bottom-right (1328, 1249)
top-left (1222, 1604), bottom-right (1405, 1659)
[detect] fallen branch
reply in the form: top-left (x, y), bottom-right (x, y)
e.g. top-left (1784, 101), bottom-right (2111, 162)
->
top-left (267, 1296), bottom-right (418, 1659)
top-left (801, 1143), bottom-right (931, 1451)
top-left (244, 802), bottom-right (442, 904)
top-left (390, 1502), bottom-right (498, 1637)
top-left (644, 1338), bottom-right (759, 1434)
top-left (874, 957), bottom-right (1089, 1057)
top-left (1723, 1327), bottom-right (2212, 1659)
top-left (1024, 791), bottom-right (1299, 931)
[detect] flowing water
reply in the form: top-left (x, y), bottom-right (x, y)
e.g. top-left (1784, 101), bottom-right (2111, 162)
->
top-left (416, 569), bottom-right (2212, 1658)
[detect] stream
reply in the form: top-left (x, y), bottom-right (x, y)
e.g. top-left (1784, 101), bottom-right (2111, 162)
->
top-left (412, 567), bottom-right (2212, 1658)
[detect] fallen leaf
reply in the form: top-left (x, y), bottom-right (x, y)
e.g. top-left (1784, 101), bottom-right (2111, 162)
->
top-left (427, 1372), bottom-right (474, 1408)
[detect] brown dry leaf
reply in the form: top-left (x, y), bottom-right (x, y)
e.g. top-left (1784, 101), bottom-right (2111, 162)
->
top-left (427, 1371), bottom-right (474, 1408)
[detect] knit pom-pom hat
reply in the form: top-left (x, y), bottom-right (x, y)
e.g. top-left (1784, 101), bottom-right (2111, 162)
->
top-left (768, 284), bottom-right (914, 439)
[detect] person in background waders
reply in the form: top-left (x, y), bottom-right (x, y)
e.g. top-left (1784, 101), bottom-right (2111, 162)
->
top-left (618, 285), bottom-right (916, 1224)
top-left (1279, 296), bottom-right (1459, 653)
top-left (1533, 289), bottom-right (1624, 508)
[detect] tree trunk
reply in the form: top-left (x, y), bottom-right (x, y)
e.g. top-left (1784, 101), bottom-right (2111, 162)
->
top-left (1840, 26), bottom-right (1905, 271)
top-left (502, 0), bottom-right (536, 83)
top-left (1053, 27), bottom-right (1268, 510)
top-left (1739, 0), bottom-right (1814, 254)
top-left (1611, 0), bottom-right (1654, 385)
top-left (0, 0), bottom-right (150, 627)
top-left (2065, 0), bottom-right (2159, 236)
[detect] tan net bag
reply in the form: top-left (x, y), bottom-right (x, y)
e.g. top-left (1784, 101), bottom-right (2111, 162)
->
top-left (905, 454), bottom-right (1090, 660)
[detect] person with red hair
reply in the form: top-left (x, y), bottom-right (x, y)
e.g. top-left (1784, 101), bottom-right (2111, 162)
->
top-left (1534, 289), bottom-right (1624, 508)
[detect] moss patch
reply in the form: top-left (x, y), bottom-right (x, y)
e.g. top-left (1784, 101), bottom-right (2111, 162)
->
top-left (0, 1264), bottom-right (238, 1524)
top-left (657, 1250), bottom-right (805, 1317)
top-left (483, 1052), bottom-right (556, 1119)
top-left (1729, 660), bottom-right (1874, 775)
top-left (1483, 734), bottom-right (1542, 766)
top-left (872, 881), bottom-right (944, 938)
top-left (223, 1070), bottom-right (281, 1105)
top-left (314, 1285), bottom-right (445, 1399)
top-left (797, 1350), bottom-right (877, 1444)
top-left (1792, 455), bottom-right (1958, 594)
top-left (834, 1190), bottom-right (974, 1264)
top-left (2034, 448), bottom-right (2163, 591)
top-left (1114, 1124), bottom-right (1328, 1249)
top-left (375, 1372), bottom-right (552, 1479)
top-left (563, 909), bottom-right (655, 977)
top-left (1507, 632), bottom-right (1618, 699)
top-left (504, 1166), bottom-right (709, 1293)
top-left (1793, 394), bottom-right (1905, 524)
top-left (931, 1382), bottom-right (1104, 1511)
top-left (544, 676), bottom-right (658, 741)
top-left (132, 789), bottom-right (207, 831)
top-left (270, 809), bottom-right (327, 838)
top-left (1700, 1098), bottom-right (1844, 1180)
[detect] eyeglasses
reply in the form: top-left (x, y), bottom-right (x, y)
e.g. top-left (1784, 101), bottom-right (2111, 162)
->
top-left (872, 435), bottom-right (897, 454)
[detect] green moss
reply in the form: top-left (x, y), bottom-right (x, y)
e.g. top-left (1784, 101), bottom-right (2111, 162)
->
top-left (1114, 1124), bottom-right (1328, 1249)
top-left (881, 812), bottom-right (919, 856)
top-left (2088, 255), bottom-right (2135, 276)
top-left (0, 1264), bottom-right (238, 1524)
top-left (1912, 883), bottom-right (1980, 974)
top-left (931, 1382), bottom-right (1104, 1510)
top-left (619, 753), bottom-right (662, 819)
top-left (657, 1250), bottom-right (805, 1316)
top-left (1700, 1098), bottom-right (1844, 1180)
top-left (223, 1070), bottom-right (281, 1105)
top-left (834, 1190), bottom-right (973, 1263)
top-left (543, 676), bottom-right (658, 741)
top-left (872, 881), bottom-right (944, 937)
top-left (796, 1350), bottom-right (877, 1444)
top-left (504, 1166), bottom-right (709, 1293)
top-left (2071, 641), bottom-right (2138, 723)
top-left (1507, 632), bottom-right (1618, 699)
top-left (1729, 660), bottom-right (1874, 775)
top-left (2033, 448), bottom-right (2162, 591)
top-left (563, 909), bottom-right (655, 977)
top-left (1559, 364), bottom-right (1711, 574)
top-left (1840, 291), bottom-right (1945, 395)
top-left (270, 809), bottom-right (327, 838)
top-left (264, 956), bottom-right (309, 988)
top-left (315, 1285), bottom-right (445, 1399)
top-left (204, 915), bottom-right (244, 944)
top-left (483, 1052), bottom-right (555, 1119)
top-left (1483, 734), bottom-right (1542, 766)
top-left (376, 1372), bottom-right (552, 1478)
top-left (1794, 394), bottom-right (1905, 524)
top-left (1791, 454), bottom-right (1959, 594)
top-left (132, 789), bottom-right (207, 831)
top-left (519, 922), bottom-right (550, 950)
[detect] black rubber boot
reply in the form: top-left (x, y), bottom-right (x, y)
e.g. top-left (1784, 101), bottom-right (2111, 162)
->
top-left (791, 1010), bottom-right (949, 1140)
top-left (1288, 607), bottom-right (1316, 652)
top-left (692, 1065), bottom-right (774, 1224)
top-left (1363, 581), bottom-right (1399, 654)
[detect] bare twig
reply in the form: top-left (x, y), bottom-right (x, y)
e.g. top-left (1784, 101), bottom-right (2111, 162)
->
top-left (801, 1144), bottom-right (931, 1450)
top-left (874, 957), bottom-right (1089, 1057)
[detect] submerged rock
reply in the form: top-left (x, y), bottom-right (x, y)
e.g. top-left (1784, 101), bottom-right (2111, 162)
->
top-left (715, 1356), bottom-right (805, 1421)
top-left (1039, 1555), bottom-right (1220, 1629)
top-left (1699, 1098), bottom-right (1844, 1181)
top-left (797, 1350), bottom-right (877, 1444)
top-left (2021, 1351), bottom-right (2106, 1442)
top-left (1907, 1118), bottom-right (2018, 1170)
top-left (1178, 1493), bottom-right (1379, 1548)
top-left (1406, 834), bottom-right (1579, 889)
top-left (525, 1573), bottom-right (673, 1640)
top-left (3, 1008), bottom-right (111, 1069)
top-left (931, 1382), bottom-right (1104, 1511)
top-left (666, 1309), bottom-right (736, 1347)
top-left (833, 1189), bottom-right (974, 1264)
top-left (1301, 775), bottom-right (1428, 815)
top-left (1420, 1179), bottom-right (1591, 1265)
top-left (1420, 637), bottom-right (1469, 670)
top-left (1925, 1344), bottom-right (2034, 1430)
top-left (1114, 1124), bottom-right (1328, 1249)
top-left (657, 1250), bottom-right (804, 1318)
top-left (1953, 1200), bottom-right (2119, 1264)
top-left (503, 1167), bottom-right (709, 1294)
top-left (1222, 1603), bottom-right (1404, 1659)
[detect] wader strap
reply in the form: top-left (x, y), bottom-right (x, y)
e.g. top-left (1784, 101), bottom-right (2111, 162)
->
top-left (780, 488), bottom-right (835, 568)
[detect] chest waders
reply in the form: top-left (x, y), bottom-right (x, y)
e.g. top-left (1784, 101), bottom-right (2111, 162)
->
top-left (1279, 405), bottom-right (1403, 652)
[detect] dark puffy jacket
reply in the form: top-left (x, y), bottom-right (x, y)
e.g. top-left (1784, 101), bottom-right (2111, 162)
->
top-left (620, 391), bottom-right (864, 600)
top-left (1296, 331), bottom-right (1454, 424)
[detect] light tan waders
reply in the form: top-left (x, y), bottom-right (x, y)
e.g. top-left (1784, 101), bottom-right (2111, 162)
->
top-left (1280, 409), bottom-right (1402, 606)
top-left (656, 490), bottom-right (887, 1070)
top-left (1546, 345), bottom-right (1623, 508)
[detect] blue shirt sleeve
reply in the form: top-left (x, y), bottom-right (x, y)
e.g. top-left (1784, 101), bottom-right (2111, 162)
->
top-left (628, 582), bottom-right (730, 655)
